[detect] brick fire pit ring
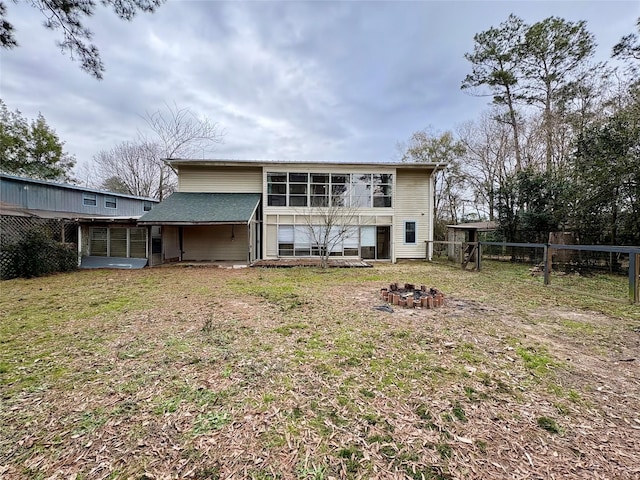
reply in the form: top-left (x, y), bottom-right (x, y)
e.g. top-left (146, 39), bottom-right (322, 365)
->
top-left (380, 283), bottom-right (444, 308)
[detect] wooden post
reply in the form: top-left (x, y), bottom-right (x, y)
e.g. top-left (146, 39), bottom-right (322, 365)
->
top-left (476, 242), bottom-right (482, 271)
top-left (544, 244), bottom-right (552, 286)
top-left (630, 252), bottom-right (639, 305)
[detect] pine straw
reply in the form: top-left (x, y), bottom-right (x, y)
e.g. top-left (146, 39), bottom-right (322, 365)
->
top-left (1, 263), bottom-right (639, 479)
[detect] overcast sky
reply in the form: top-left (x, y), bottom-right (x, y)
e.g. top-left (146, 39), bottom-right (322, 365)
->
top-left (1, 0), bottom-right (638, 174)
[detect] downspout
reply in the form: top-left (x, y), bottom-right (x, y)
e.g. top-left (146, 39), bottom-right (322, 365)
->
top-left (428, 173), bottom-right (435, 260)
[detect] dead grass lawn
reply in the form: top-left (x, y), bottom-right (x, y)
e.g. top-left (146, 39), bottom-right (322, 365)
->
top-left (1, 262), bottom-right (639, 479)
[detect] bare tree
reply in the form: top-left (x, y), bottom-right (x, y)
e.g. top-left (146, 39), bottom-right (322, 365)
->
top-left (297, 193), bottom-right (361, 269)
top-left (90, 104), bottom-right (224, 200)
top-left (92, 141), bottom-right (162, 198)
top-left (458, 113), bottom-right (515, 221)
top-left (141, 103), bottom-right (224, 200)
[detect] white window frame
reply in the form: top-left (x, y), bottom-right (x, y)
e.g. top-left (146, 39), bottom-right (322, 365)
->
top-left (266, 172), bottom-right (393, 209)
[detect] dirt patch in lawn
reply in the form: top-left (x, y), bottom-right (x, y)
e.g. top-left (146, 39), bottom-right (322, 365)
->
top-left (1, 263), bottom-right (639, 479)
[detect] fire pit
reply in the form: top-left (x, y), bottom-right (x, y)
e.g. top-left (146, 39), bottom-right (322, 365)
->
top-left (380, 283), bottom-right (444, 308)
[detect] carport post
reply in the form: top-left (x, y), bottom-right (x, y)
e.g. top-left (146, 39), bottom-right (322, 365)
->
top-left (476, 242), bottom-right (482, 271)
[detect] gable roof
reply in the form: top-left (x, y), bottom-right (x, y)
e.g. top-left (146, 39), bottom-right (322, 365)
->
top-left (137, 192), bottom-right (261, 225)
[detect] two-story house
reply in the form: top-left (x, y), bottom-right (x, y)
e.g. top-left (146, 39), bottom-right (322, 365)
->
top-left (138, 159), bottom-right (443, 264)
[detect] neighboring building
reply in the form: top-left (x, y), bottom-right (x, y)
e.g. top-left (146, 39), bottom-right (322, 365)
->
top-left (0, 173), bottom-right (159, 268)
top-left (446, 221), bottom-right (497, 263)
top-left (138, 159), bottom-right (444, 264)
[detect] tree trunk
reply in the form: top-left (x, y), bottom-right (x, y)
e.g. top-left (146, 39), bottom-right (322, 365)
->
top-left (544, 84), bottom-right (554, 172)
top-left (504, 84), bottom-right (522, 172)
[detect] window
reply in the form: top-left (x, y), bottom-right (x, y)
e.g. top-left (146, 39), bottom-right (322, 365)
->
top-left (289, 173), bottom-right (308, 207)
top-left (351, 174), bottom-right (372, 207)
top-left (129, 228), bottom-right (147, 258)
top-left (404, 221), bottom-right (416, 244)
top-left (83, 193), bottom-right (97, 206)
top-left (373, 174), bottom-right (392, 207)
top-left (105, 196), bottom-right (117, 209)
top-left (89, 227), bottom-right (107, 256)
top-left (89, 227), bottom-right (147, 258)
top-left (143, 201), bottom-right (153, 211)
top-left (331, 174), bottom-right (349, 207)
top-left (267, 173), bottom-right (287, 206)
top-left (266, 171), bottom-right (392, 209)
top-left (278, 225), bottom-right (294, 256)
top-left (310, 173), bottom-right (329, 207)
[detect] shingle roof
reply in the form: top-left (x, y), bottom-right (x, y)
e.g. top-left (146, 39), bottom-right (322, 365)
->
top-left (137, 192), bottom-right (261, 225)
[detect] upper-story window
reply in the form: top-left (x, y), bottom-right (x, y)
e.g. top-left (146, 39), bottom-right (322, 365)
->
top-left (310, 173), bottom-right (329, 207)
top-left (267, 172), bottom-right (393, 208)
top-left (143, 201), bottom-right (153, 211)
top-left (373, 174), bottom-right (393, 207)
top-left (289, 173), bottom-right (308, 206)
top-left (83, 193), bottom-right (97, 206)
top-left (267, 173), bottom-right (287, 206)
top-left (105, 196), bottom-right (117, 209)
top-left (350, 174), bottom-right (372, 208)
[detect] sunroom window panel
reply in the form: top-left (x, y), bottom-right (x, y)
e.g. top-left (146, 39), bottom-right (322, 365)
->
top-left (90, 228), bottom-right (107, 256)
top-left (110, 228), bottom-right (128, 257)
top-left (278, 225), bottom-right (294, 256)
top-left (129, 228), bottom-right (147, 258)
top-left (268, 183), bottom-right (286, 195)
top-left (268, 195), bottom-right (286, 206)
top-left (328, 226), bottom-right (344, 253)
top-left (343, 227), bottom-right (359, 248)
top-left (373, 196), bottom-right (392, 207)
top-left (289, 173), bottom-right (308, 183)
top-left (294, 226), bottom-right (312, 256)
top-left (330, 184), bottom-right (349, 207)
top-left (360, 226), bottom-right (376, 247)
top-left (351, 174), bottom-right (372, 208)
top-left (267, 173), bottom-right (287, 183)
top-left (289, 195), bottom-right (307, 207)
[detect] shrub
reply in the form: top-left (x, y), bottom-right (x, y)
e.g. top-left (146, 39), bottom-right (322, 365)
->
top-left (1, 229), bottom-right (78, 279)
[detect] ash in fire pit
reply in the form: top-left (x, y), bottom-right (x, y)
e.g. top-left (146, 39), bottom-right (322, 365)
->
top-left (380, 283), bottom-right (444, 308)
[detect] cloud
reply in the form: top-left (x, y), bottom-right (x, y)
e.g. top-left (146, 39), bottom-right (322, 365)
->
top-left (1, 0), bottom-right (638, 170)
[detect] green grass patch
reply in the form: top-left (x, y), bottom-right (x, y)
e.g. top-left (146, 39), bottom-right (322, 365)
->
top-left (515, 344), bottom-right (558, 376)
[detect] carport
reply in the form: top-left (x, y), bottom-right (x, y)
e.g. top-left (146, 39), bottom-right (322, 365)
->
top-left (137, 192), bottom-right (262, 264)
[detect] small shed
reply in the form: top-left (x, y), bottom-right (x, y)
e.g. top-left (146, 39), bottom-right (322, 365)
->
top-left (446, 221), bottom-right (497, 263)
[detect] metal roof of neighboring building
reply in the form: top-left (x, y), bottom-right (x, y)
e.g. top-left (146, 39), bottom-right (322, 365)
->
top-left (0, 201), bottom-right (140, 221)
top-left (137, 192), bottom-right (261, 225)
top-left (0, 173), bottom-right (160, 203)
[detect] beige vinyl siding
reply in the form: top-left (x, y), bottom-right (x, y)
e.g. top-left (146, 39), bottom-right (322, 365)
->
top-left (163, 226), bottom-right (180, 261)
top-left (266, 224), bottom-right (277, 257)
top-left (394, 169), bottom-right (431, 259)
top-left (182, 225), bottom-right (248, 261)
top-left (178, 166), bottom-right (262, 193)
